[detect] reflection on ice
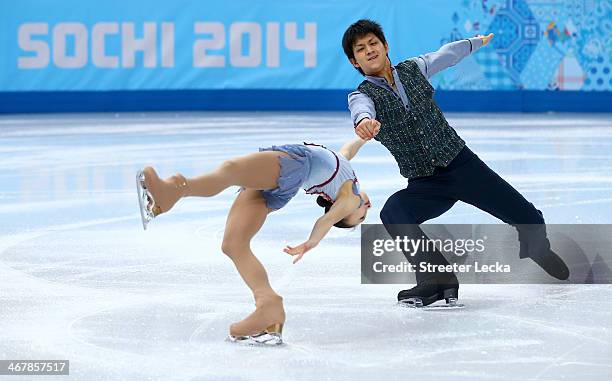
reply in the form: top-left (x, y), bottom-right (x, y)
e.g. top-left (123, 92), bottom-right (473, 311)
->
top-left (1, 112), bottom-right (611, 380)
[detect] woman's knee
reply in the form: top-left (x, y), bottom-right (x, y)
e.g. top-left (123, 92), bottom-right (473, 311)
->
top-left (221, 239), bottom-right (249, 258)
top-left (219, 159), bottom-right (240, 175)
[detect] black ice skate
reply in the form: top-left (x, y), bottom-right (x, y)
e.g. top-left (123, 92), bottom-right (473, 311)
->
top-left (527, 248), bottom-right (570, 280)
top-left (398, 278), bottom-right (462, 309)
top-left (518, 225), bottom-right (570, 280)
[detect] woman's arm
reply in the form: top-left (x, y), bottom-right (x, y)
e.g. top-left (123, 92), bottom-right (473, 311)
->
top-left (339, 136), bottom-right (372, 161)
top-left (284, 184), bottom-right (360, 263)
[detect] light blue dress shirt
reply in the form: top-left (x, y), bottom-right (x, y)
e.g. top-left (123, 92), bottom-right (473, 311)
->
top-left (348, 37), bottom-right (484, 126)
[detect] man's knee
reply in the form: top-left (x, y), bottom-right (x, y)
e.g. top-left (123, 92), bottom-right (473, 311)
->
top-left (534, 208), bottom-right (545, 224)
top-left (509, 202), bottom-right (546, 226)
top-left (525, 203), bottom-right (545, 224)
top-left (380, 194), bottom-right (418, 225)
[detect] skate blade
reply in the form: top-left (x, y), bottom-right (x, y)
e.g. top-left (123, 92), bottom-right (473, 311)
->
top-left (226, 332), bottom-right (284, 346)
top-left (136, 170), bottom-right (155, 230)
top-left (398, 297), bottom-right (465, 310)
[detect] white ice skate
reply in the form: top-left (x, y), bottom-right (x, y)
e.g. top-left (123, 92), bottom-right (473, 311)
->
top-left (136, 170), bottom-right (155, 230)
top-left (226, 323), bottom-right (284, 346)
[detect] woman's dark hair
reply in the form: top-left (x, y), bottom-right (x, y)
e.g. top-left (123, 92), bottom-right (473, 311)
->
top-left (316, 196), bottom-right (354, 229)
top-left (342, 19), bottom-right (388, 76)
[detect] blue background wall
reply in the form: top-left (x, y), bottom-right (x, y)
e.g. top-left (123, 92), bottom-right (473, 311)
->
top-left (1, 0), bottom-right (610, 113)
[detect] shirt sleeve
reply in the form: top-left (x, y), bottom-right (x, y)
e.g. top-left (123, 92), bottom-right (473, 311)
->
top-left (411, 37), bottom-right (484, 79)
top-left (348, 90), bottom-right (376, 126)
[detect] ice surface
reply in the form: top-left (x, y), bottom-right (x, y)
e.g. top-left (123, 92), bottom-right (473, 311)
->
top-left (1, 112), bottom-right (611, 380)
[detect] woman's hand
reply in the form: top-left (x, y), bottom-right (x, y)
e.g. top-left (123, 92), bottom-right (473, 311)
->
top-left (284, 240), bottom-right (318, 264)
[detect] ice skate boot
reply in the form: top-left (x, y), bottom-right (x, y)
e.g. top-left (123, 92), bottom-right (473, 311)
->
top-left (518, 225), bottom-right (570, 280)
top-left (398, 276), bottom-right (462, 309)
top-left (227, 295), bottom-right (285, 346)
top-left (227, 323), bottom-right (284, 346)
top-left (135, 167), bottom-right (187, 230)
top-left (528, 248), bottom-right (570, 280)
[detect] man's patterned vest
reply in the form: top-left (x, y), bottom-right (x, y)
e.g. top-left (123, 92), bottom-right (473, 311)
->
top-left (357, 59), bottom-right (465, 180)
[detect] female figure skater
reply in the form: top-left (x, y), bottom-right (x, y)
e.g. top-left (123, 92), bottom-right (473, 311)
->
top-left (136, 137), bottom-right (373, 345)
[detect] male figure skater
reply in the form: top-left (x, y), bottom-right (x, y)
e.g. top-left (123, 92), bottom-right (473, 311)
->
top-left (342, 19), bottom-right (569, 306)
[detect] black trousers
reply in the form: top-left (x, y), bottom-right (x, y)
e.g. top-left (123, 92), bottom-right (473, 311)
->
top-left (380, 146), bottom-right (546, 283)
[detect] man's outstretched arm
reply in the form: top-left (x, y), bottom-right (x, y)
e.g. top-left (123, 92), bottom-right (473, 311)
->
top-left (411, 33), bottom-right (494, 79)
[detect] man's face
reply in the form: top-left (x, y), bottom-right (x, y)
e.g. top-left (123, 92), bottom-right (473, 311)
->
top-left (350, 33), bottom-right (389, 75)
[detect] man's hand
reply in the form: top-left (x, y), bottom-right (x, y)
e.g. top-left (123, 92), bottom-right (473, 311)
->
top-left (355, 118), bottom-right (381, 140)
top-left (478, 33), bottom-right (494, 46)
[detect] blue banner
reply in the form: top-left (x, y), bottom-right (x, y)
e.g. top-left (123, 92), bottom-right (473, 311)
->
top-left (1, 0), bottom-right (610, 92)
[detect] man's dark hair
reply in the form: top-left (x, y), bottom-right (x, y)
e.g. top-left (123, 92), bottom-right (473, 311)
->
top-left (316, 196), bottom-right (355, 229)
top-left (342, 19), bottom-right (387, 76)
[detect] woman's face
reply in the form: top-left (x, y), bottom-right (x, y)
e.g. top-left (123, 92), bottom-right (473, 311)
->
top-left (343, 191), bottom-right (371, 227)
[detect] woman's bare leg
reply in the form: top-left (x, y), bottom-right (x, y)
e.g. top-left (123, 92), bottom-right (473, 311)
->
top-left (221, 188), bottom-right (285, 337)
top-left (143, 151), bottom-right (288, 214)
